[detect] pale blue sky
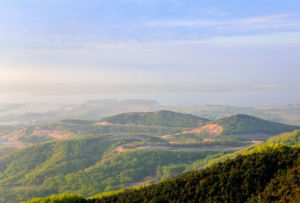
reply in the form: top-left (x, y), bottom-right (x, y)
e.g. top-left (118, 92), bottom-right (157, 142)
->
top-left (0, 0), bottom-right (300, 93)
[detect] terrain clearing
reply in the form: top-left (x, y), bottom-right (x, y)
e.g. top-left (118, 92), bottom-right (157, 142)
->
top-left (161, 124), bottom-right (223, 140)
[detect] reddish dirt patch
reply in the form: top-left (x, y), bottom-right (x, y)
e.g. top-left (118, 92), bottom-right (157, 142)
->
top-left (199, 124), bottom-right (223, 136)
top-left (162, 124), bottom-right (223, 139)
top-left (0, 129), bottom-right (26, 142)
top-left (0, 129), bottom-right (27, 149)
top-left (203, 138), bottom-right (215, 143)
top-left (115, 146), bottom-right (136, 152)
top-left (0, 128), bottom-right (72, 149)
top-left (96, 121), bottom-right (113, 126)
top-left (161, 134), bottom-right (172, 139)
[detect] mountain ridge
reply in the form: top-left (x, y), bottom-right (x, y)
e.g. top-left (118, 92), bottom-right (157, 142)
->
top-left (100, 110), bottom-right (210, 128)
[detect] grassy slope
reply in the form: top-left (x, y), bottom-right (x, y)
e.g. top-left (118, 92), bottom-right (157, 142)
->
top-left (214, 114), bottom-right (299, 136)
top-left (15, 112), bottom-right (299, 147)
top-left (205, 129), bottom-right (300, 168)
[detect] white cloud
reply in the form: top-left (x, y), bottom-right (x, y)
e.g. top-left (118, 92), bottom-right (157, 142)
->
top-left (147, 14), bottom-right (300, 33)
top-left (148, 14), bottom-right (291, 27)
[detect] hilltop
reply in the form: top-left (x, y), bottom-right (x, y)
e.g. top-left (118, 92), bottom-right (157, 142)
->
top-left (161, 113), bottom-right (299, 145)
top-left (101, 110), bottom-right (210, 127)
top-left (1, 111), bottom-right (298, 154)
top-left (214, 114), bottom-right (299, 136)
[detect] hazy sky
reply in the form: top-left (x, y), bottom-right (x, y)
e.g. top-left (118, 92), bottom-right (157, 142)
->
top-left (1, 0), bottom-right (300, 94)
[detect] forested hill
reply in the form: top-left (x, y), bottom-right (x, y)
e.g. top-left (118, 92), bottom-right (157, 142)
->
top-left (23, 145), bottom-right (300, 203)
top-left (266, 129), bottom-right (300, 145)
top-left (93, 146), bottom-right (300, 203)
top-left (214, 114), bottom-right (299, 135)
top-left (0, 133), bottom-right (225, 203)
top-left (101, 110), bottom-right (210, 127)
top-left (204, 129), bottom-right (300, 168)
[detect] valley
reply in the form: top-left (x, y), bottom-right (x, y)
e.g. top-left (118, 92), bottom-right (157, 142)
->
top-left (0, 108), bottom-right (299, 202)
top-left (21, 129), bottom-right (300, 203)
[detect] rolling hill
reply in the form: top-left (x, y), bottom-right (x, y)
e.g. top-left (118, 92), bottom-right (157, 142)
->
top-left (90, 145), bottom-right (300, 203)
top-left (160, 113), bottom-right (299, 145)
top-left (214, 114), bottom-right (299, 137)
top-left (204, 129), bottom-right (300, 168)
top-left (0, 133), bottom-right (226, 203)
top-left (23, 145), bottom-right (300, 203)
top-left (1, 112), bottom-right (299, 202)
top-left (100, 110), bottom-right (210, 127)
top-left (1, 111), bottom-right (299, 155)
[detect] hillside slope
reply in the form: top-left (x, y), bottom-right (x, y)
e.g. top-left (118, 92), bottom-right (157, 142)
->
top-left (93, 146), bottom-right (300, 203)
top-left (214, 114), bottom-right (299, 136)
top-left (101, 110), bottom-right (210, 127)
top-left (0, 134), bottom-right (224, 203)
top-left (161, 114), bottom-right (299, 145)
top-left (205, 129), bottom-right (300, 168)
top-left (23, 145), bottom-right (300, 203)
top-left (2, 112), bottom-right (298, 150)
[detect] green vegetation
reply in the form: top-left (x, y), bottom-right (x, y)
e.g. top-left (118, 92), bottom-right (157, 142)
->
top-left (101, 110), bottom-right (209, 127)
top-left (23, 145), bottom-right (300, 203)
top-left (215, 114), bottom-right (299, 136)
top-left (27, 120), bottom-right (184, 139)
top-left (0, 148), bottom-right (15, 158)
top-left (18, 134), bottom-right (53, 144)
top-left (20, 194), bottom-right (86, 203)
top-left (266, 129), bottom-right (300, 145)
top-left (0, 135), bottom-right (119, 202)
top-left (249, 155), bottom-right (300, 202)
top-left (0, 133), bottom-right (223, 203)
top-left (90, 145), bottom-right (299, 203)
top-left (205, 129), bottom-right (300, 168)
top-left (9, 112), bottom-right (299, 148)
top-left (1, 111), bottom-right (300, 202)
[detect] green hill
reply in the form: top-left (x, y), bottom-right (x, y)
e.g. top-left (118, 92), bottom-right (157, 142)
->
top-left (1, 112), bottom-right (300, 202)
top-left (101, 110), bottom-right (209, 127)
top-left (90, 130), bottom-right (300, 202)
top-left (266, 129), bottom-right (300, 145)
top-left (5, 112), bottom-right (298, 149)
top-left (205, 129), bottom-right (300, 168)
top-left (92, 145), bottom-right (300, 203)
top-left (0, 134), bottom-right (224, 203)
top-left (215, 114), bottom-right (299, 137)
top-left (23, 145), bottom-right (300, 203)
top-left (16, 128), bottom-right (300, 203)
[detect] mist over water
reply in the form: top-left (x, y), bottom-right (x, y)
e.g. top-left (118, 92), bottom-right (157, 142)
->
top-left (1, 91), bottom-right (300, 106)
